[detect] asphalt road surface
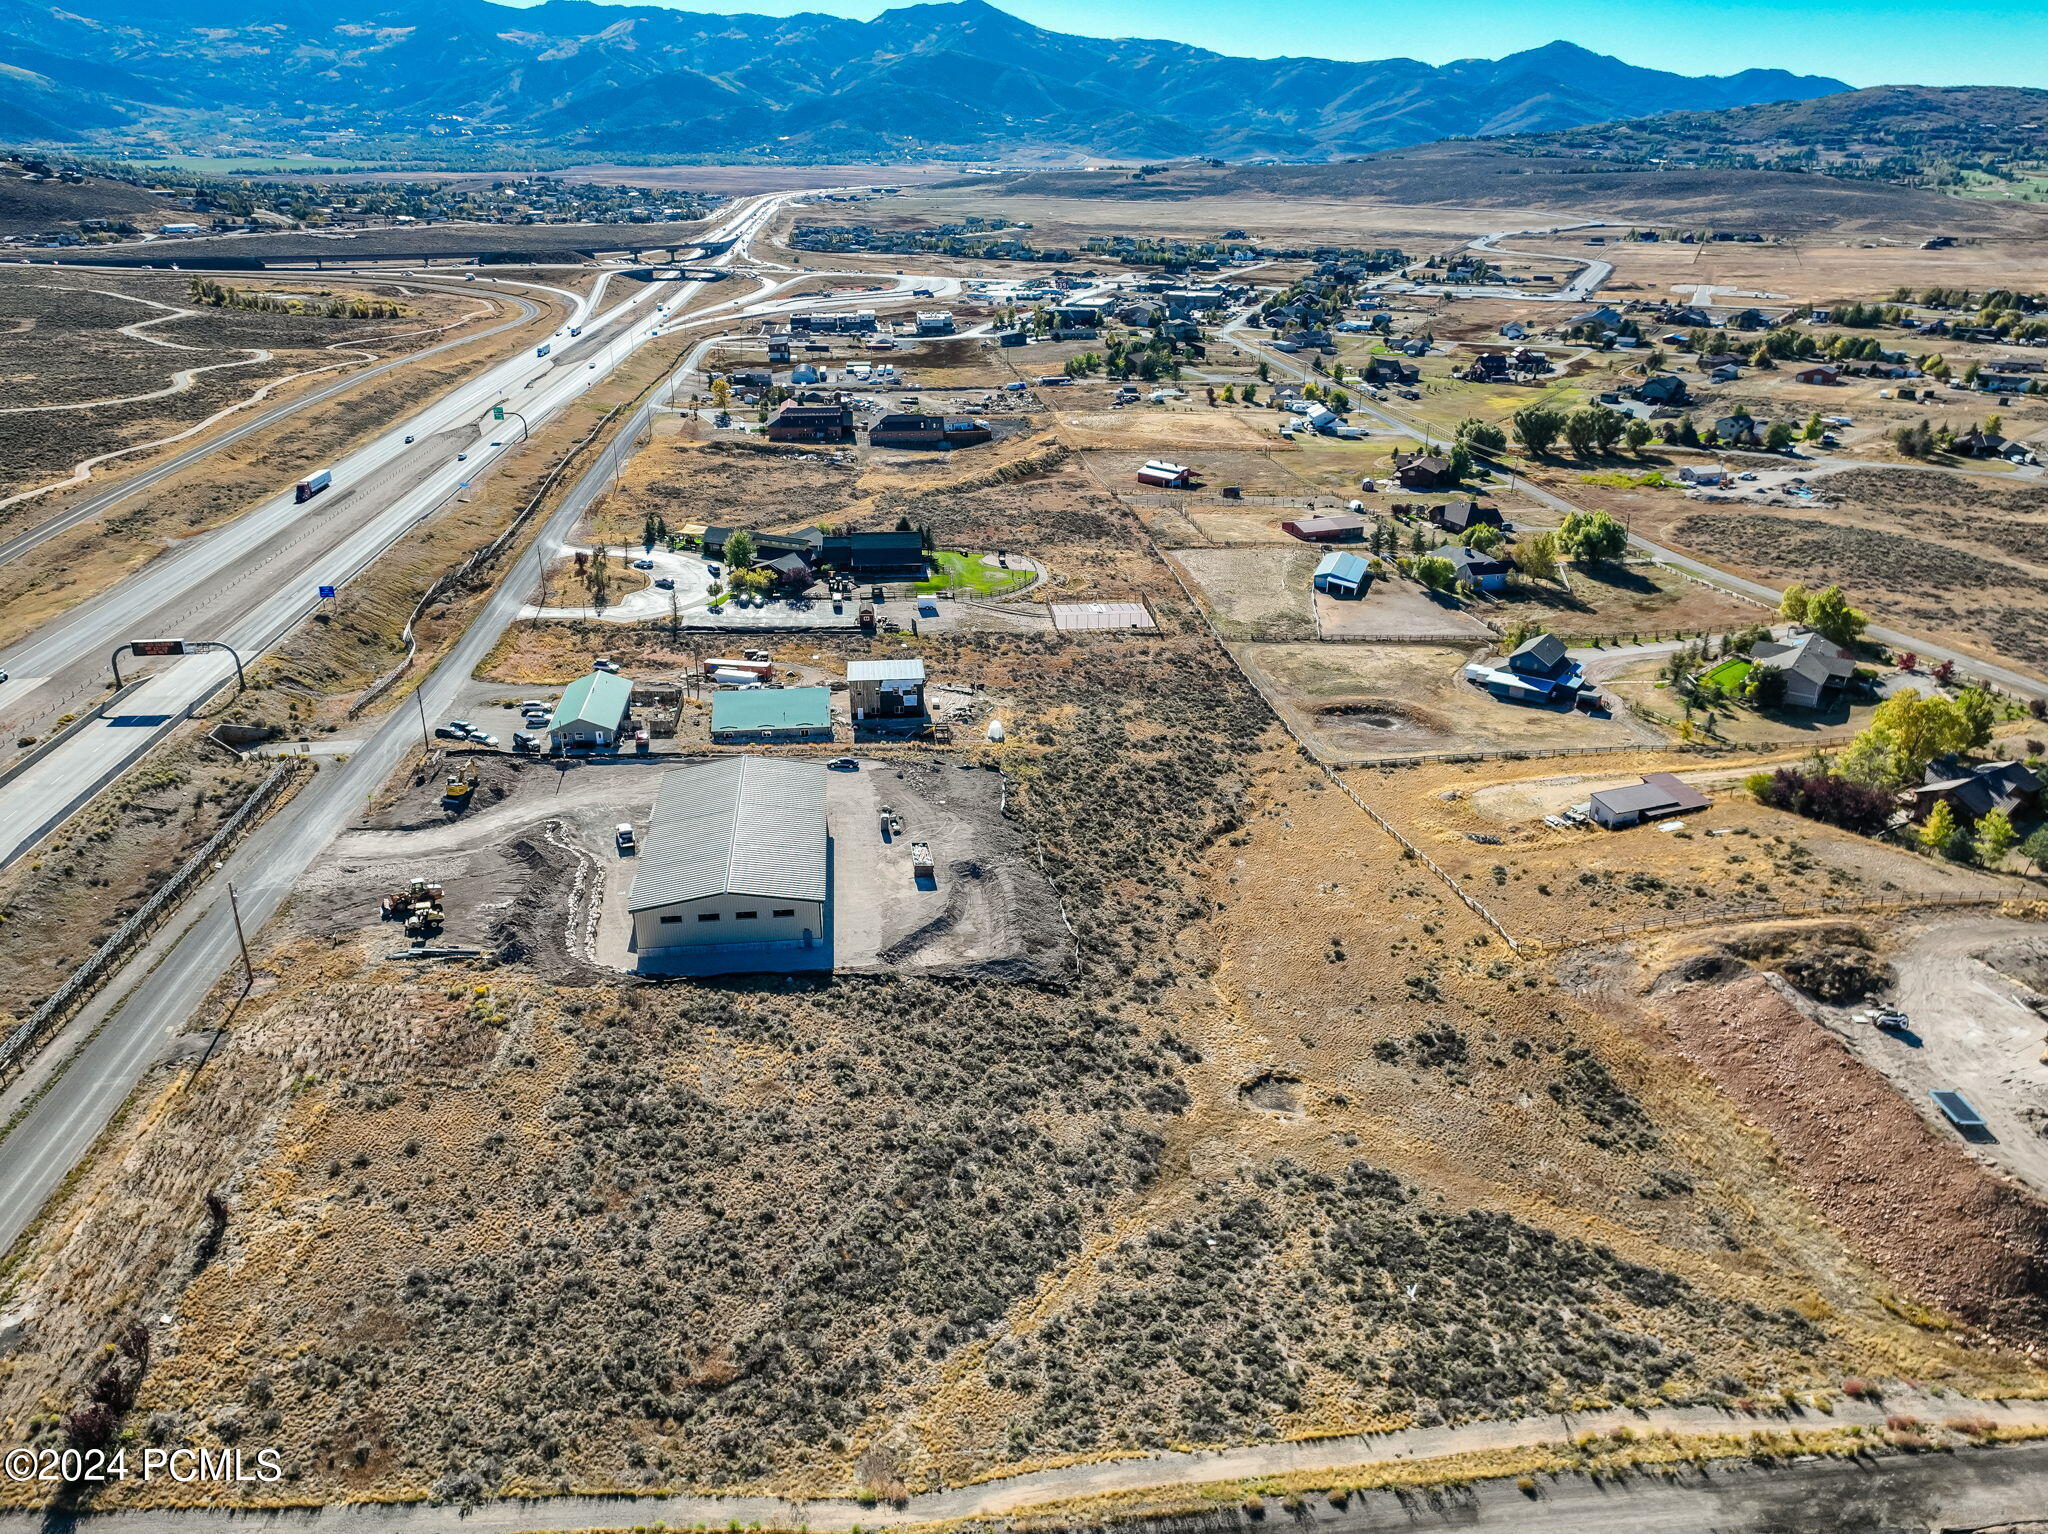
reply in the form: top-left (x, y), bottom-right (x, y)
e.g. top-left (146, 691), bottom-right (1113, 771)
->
top-left (0, 186), bottom-right (812, 1257)
top-left (0, 226), bottom-right (736, 868)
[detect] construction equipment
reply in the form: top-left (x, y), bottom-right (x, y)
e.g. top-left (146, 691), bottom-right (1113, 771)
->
top-left (381, 878), bottom-right (445, 937)
top-left (910, 842), bottom-right (935, 880)
top-left (442, 762), bottom-right (479, 804)
top-left (917, 721), bottom-right (954, 744)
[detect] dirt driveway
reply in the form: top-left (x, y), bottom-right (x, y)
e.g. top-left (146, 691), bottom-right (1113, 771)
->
top-left (1829, 916), bottom-right (2048, 1195)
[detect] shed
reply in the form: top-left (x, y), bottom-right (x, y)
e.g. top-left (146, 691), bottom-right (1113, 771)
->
top-left (1313, 551), bottom-right (1371, 599)
top-left (1282, 513), bottom-right (1367, 542)
top-left (548, 670), bottom-right (633, 752)
top-left (628, 757), bottom-right (828, 956)
top-left (1588, 772), bottom-right (1710, 829)
top-left (709, 687), bottom-right (835, 744)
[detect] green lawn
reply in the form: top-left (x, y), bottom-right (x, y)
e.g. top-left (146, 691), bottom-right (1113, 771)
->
top-left (1699, 658), bottom-right (1753, 691)
top-left (917, 551), bottom-right (1031, 596)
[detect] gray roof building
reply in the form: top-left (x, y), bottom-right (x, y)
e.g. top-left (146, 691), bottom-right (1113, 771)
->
top-left (629, 757), bottom-right (828, 913)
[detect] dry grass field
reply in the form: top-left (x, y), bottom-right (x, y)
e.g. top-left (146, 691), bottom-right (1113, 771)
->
top-left (1497, 561), bottom-right (1773, 640)
top-left (1238, 642), bottom-right (1639, 760)
top-left (9, 197), bottom-right (2048, 1517)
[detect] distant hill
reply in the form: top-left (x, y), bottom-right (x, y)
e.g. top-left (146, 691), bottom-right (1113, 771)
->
top-left (0, 0), bottom-right (1850, 161)
top-left (1490, 85), bottom-right (2048, 194)
top-left (954, 141), bottom-right (2048, 237)
top-left (0, 155), bottom-right (167, 232)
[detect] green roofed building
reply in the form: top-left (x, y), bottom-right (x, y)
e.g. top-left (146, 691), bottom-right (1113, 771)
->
top-left (710, 686), bottom-right (834, 744)
top-left (549, 670), bottom-right (634, 751)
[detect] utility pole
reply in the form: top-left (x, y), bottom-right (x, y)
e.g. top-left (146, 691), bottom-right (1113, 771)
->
top-left (226, 882), bottom-right (253, 989)
top-left (414, 689), bottom-right (432, 756)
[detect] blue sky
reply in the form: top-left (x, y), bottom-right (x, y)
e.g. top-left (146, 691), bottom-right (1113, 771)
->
top-left (496, 0), bottom-right (2039, 87)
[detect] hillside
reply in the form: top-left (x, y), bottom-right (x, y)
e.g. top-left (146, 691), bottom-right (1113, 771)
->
top-left (1497, 85), bottom-right (2048, 191)
top-left (0, 0), bottom-right (1850, 161)
top-left (0, 156), bottom-right (167, 232)
top-left (954, 142), bottom-right (2048, 236)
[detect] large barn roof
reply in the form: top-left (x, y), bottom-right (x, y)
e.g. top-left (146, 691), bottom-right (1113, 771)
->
top-left (629, 757), bottom-right (827, 912)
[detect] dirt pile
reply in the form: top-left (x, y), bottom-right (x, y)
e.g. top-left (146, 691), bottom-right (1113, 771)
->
top-left (1719, 922), bottom-right (1894, 1003)
top-left (1655, 971), bottom-right (2048, 1338)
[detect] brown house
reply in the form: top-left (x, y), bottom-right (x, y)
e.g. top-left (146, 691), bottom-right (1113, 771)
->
top-left (1394, 452), bottom-right (1455, 491)
top-left (766, 401), bottom-right (855, 443)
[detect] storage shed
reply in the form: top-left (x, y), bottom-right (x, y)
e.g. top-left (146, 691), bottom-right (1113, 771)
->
top-left (628, 757), bottom-right (827, 956)
top-left (1313, 551), bottom-right (1371, 599)
top-left (709, 687), bottom-right (835, 744)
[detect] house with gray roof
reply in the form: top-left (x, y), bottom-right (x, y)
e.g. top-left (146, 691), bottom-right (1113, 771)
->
top-left (1749, 631), bottom-right (1856, 709)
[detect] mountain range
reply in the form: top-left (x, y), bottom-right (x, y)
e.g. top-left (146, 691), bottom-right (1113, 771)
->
top-left (0, 0), bottom-right (1851, 160)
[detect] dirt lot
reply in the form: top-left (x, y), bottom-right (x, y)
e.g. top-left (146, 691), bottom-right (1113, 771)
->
top-left (1497, 560), bottom-right (1774, 641)
top-left (1363, 754), bottom-right (2025, 944)
top-left (305, 749), bottom-right (1064, 981)
top-left (1167, 547), bottom-right (1320, 640)
top-left (1240, 642), bottom-right (1639, 761)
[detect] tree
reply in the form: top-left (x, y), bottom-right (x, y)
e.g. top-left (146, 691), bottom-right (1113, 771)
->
top-left (1801, 412), bottom-right (1825, 442)
top-left (1803, 585), bottom-right (1868, 646)
top-left (2022, 827), bottom-right (2048, 873)
top-left (1896, 651), bottom-right (1918, 672)
top-left (1512, 406), bottom-right (1565, 456)
top-left (1955, 684), bottom-right (1998, 749)
top-left (1555, 508), bottom-right (1629, 562)
top-left (1241, 383), bottom-right (1258, 404)
top-left (1919, 800), bottom-right (1961, 857)
top-left (1446, 443), bottom-right (1474, 482)
top-left (1778, 582), bottom-right (1811, 625)
top-left (1624, 418), bottom-right (1654, 453)
top-left (1412, 554), bottom-right (1456, 591)
top-left (1764, 421), bottom-right (1796, 451)
top-left (1461, 522), bottom-right (1505, 552)
top-left (724, 530), bottom-right (757, 569)
top-left (710, 376), bottom-right (731, 408)
top-left (1456, 417), bottom-right (1507, 455)
top-left (1848, 691), bottom-right (1977, 785)
top-left (1975, 807), bottom-right (2018, 866)
top-left (1510, 530), bottom-right (1560, 583)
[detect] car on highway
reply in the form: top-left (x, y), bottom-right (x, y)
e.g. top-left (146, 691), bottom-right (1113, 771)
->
top-left (0, 670), bottom-right (8, 684)
top-left (456, 452), bottom-right (468, 461)
top-left (403, 434), bottom-right (415, 444)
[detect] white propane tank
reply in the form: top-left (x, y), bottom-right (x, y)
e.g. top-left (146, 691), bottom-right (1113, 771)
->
top-left (986, 719), bottom-right (1006, 742)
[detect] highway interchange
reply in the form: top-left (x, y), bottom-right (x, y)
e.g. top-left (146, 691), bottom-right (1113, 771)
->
top-left (2, 185), bottom-right (2048, 1532)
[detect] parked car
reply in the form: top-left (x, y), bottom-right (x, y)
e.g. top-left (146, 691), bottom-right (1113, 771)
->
top-left (615, 824), bottom-right (636, 853)
top-left (512, 731), bottom-right (538, 753)
top-left (828, 757), bottom-right (860, 771)
top-left (433, 725), bottom-right (464, 740)
top-left (654, 577), bottom-right (675, 590)
top-left (632, 558), bottom-right (655, 569)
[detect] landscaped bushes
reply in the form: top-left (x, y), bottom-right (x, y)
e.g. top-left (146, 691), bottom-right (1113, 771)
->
top-left (1747, 767), bottom-right (1895, 835)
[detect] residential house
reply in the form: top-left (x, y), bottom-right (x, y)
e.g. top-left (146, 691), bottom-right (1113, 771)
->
top-left (1711, 415), bottom-right (1764, 447)
top-left (1588, 773), bottom-right (1710, 829)
top-left (1506, 632), bottom-right (1577, 685)
top-left (1633, 373), bottom-right (1691, 406)
top-left (1462, 352), bottom-right (1512, 383)
top-left (1908, 757), bottom-right (2042, 824)
top-left (761, 552), bottom-right (816, 589)
top-left (1678, 466), bottom-right (1728, 486)
top-left (1463, 663), bottom-right (1558, 705)
top-left (1749, 631), bottom-right (1857, 709)
top-left (1436, 544), bottom-right (1511, 591)
top-left (1394, 452), bottom-right (1456, 491)
top-left (1363, 357), bottom-right (1419, 385)
top-left (1431, 501), bottom-right (1504, 534)
top-left (766, 400), bottom-right (855, 443)
top-left (1313, 551), bottom-right (1371, 599)
top-left (1570, 306), bottom-right (1624, 330)
top-left (1709, 363), bottom-right (1743, 384)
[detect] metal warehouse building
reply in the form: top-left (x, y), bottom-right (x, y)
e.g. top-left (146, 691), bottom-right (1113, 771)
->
top-left (708, 687), bottom-right (834, 744)
top-left (628, 757), bottom-right (828, 954)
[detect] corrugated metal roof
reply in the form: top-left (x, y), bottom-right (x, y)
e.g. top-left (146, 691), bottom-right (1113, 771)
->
top-left (846, 658), bottom-right (925, 682)
top-left (629, 757), bottom-right (827, 912)
top-left (710, 687), bottom-right (832, 733)
top-left (551, 671), bottom-right (633, 733)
